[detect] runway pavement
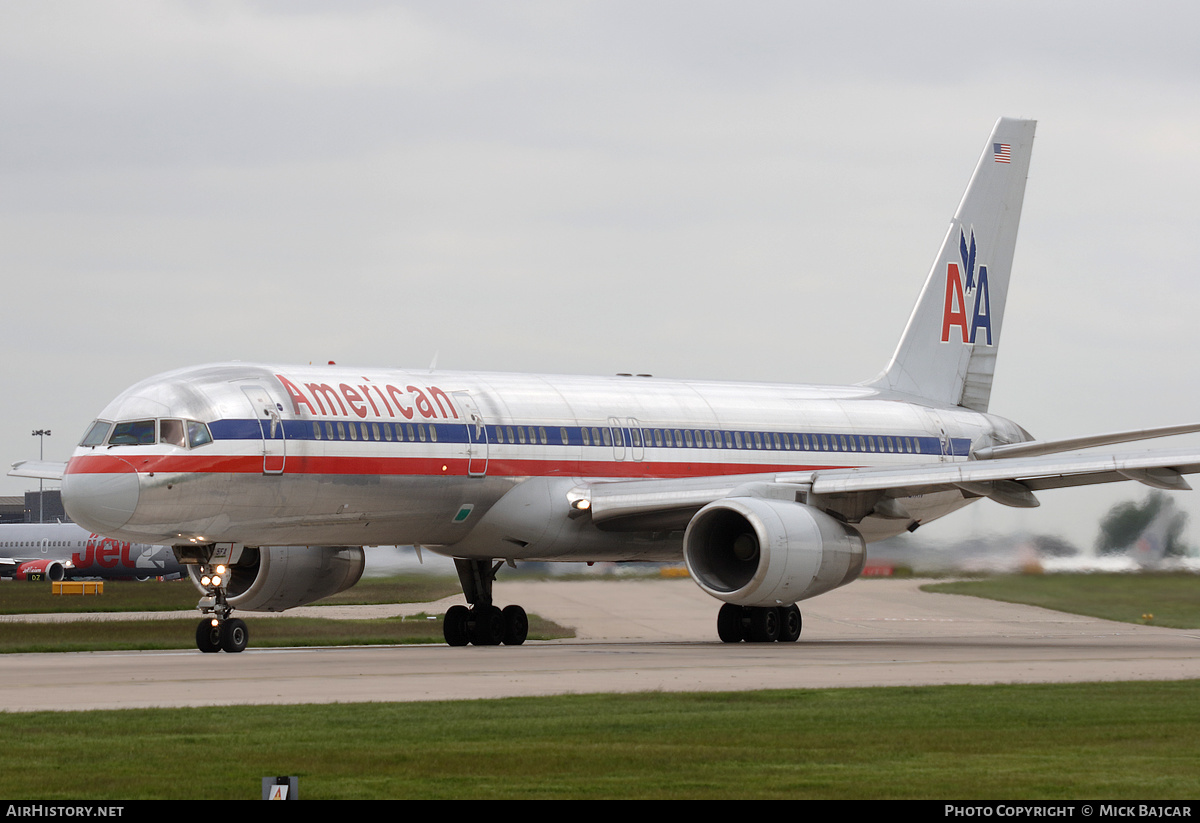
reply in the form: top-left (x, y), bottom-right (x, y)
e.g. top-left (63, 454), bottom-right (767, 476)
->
top-left (3, 578), bottom-right (1200, 712)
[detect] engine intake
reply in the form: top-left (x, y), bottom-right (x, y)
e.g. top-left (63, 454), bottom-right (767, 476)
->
top-left (683, 498), bottom-right (864, 607)
top-left (187, 546), bottom-right (365, 611)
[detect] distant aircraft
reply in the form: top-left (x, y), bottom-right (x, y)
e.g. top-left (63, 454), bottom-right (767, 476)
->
top-left (0, 522), bottom-right (183, 581)
top-left (13, 117), bottom-right (1200, 653)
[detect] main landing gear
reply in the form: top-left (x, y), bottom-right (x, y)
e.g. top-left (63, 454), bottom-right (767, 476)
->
top-left (443, 558), bottom-right (529, 647)
top-left (716, 603), bottom-right (802, 643)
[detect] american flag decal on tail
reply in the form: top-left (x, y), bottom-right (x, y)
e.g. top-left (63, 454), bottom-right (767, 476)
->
top-left (993, 142), bottom-right (1012, 163)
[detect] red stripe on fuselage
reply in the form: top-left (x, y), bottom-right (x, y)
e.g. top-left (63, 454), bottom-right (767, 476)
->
top-left (65, 451), bottom-right (849, 479)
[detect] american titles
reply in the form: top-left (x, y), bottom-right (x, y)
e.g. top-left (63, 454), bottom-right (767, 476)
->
top-left (275, 374), bottom-right (460, 421)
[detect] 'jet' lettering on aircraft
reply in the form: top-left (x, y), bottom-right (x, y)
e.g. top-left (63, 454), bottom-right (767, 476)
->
top-left (73, 534), bottom-right (135, 569)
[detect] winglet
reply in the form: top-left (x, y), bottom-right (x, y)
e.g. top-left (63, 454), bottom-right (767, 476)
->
top-left (868, 117), bottom-right (1036, 411)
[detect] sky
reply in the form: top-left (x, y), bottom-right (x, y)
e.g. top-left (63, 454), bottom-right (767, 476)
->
top-left (2, 1), bottom-right (1199, 553)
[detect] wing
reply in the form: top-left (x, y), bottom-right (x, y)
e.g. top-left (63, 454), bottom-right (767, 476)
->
top-left (575, 445), bottom-right (1200, 536)
top-left (8, 460), bottom-right (67, 481)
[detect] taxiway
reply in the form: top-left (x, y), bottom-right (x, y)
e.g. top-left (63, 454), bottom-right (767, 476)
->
top-left (2, 578), bottom-right (1199, 712)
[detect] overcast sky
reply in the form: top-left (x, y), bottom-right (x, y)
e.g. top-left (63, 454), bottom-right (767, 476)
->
top-left (3, 1), bottom-right (1199, 552)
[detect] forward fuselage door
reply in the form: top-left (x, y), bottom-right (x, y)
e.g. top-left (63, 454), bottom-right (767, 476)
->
top-left (241, 386), bottom-right (286, 475)
top-left (454, 392), bottom-right (489, 477)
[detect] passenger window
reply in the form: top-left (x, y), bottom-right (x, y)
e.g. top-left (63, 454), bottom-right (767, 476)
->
top-left (349, 424), bottom-right (358, 441)
top-left (581, 428), bottom-right (590, 446)
top-left (430, 425), bottom-right (438, 442)
top-left (371, 423), bottom-right (381, 441)
top-left (337, 422), bottom-right (346, 441)
top-left (419, 425), bottom-right (428, 442)
top-left (559, 427), bottom-right (568, 444)
top-left (684, 430), bottom-right (694, 447)
top-left (313, 422), bottom-right (322, 441)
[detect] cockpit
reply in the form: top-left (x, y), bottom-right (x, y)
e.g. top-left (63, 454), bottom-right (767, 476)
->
top-left (78, 419), bottom-right (214, 449)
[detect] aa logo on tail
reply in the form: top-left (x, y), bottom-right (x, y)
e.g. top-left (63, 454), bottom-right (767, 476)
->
top-left (940, 229), bottom-right (993, 345)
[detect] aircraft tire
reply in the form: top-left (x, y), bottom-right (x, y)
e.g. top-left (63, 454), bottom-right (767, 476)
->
top-left (221, 618), bottom-right (249, 653)
top-left (444, 605), bottom-right (470, 646)
top-left (196, 620), bottom-right (222, 653)
top-left (471, 605), bottom-right (505, 646)
top-left (747, 607), bottom-right (780, 643)
top-left (777, 605), bottom-right (802, 642)
top-left (501, 604), bottom-right (528, 646)
top-left (717, 603), bottom-right (745, 643)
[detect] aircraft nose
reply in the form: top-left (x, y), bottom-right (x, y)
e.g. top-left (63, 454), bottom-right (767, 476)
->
top-left (62, 459), bottom-right (141, 533)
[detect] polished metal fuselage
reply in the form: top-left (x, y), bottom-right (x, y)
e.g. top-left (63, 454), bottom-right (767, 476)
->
top-left (61, 362), bottom-right (1030, 560)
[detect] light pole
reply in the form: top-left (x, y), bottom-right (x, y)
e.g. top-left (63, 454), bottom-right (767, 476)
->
top-left (31, 429), bottom-right (50, 523)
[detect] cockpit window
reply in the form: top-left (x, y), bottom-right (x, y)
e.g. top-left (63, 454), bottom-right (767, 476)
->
top-left (80, 420), bottom-right (111, 448)
top-left (109, 420), bottom-right (156, 446)
top-left (160, 419), bottom-right (186, 448)
top-left (187, 421), bottom-right (213, 448)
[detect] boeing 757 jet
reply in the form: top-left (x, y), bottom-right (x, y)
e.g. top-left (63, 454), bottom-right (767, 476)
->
top-left (13, 117), bottom-right (1200, 652)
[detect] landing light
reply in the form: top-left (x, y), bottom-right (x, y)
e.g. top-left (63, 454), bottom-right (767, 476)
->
top-left (572, 499), bottom-right (591, 511)
top-left (200, 575), bottom-right (211, 587)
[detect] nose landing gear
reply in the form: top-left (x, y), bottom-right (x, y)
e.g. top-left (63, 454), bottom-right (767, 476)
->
top-left (193, 557), bottom-right (248, 653)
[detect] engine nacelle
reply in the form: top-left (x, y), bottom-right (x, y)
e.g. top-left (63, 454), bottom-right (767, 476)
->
top-left (14, 559), bottom-right (68, 582)
top-left (187, 546), bottom-right (365, 611)
top-left (683, 498), bottom-right (864, 607)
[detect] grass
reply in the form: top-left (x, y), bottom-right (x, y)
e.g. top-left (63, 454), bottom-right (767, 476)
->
top-left (0, 613), bottom-right (570, 652)
top-left (923, 572), bottom-right (1200, 628)
top-left (0, 574), bottom-right (571, 651)
top-left (3, 681), bottom-right (1200, 799)
top-left (0, 574), bottom-right (464, 614)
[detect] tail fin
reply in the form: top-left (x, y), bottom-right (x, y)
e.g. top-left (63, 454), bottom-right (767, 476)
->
top-left (868, 117), bottom-right (1036, 411)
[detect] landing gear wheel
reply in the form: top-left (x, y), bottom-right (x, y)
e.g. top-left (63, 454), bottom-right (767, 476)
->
top-left (471, 605), bottom-right (505, 646)
top-left (220, 618), bottom-right (249, 653)
top-left (717, 603), bottom-right (745, 643)
top-left (747, 606), bottom-right (780, 643)
top-left (196, 619), bottom-right (222, 653)
top-left (501, 604), bottom-right (528, 646)
top-left (777, 605), bottom-right (802, 643)
top-left (444, 605), bottom-right (471, 647)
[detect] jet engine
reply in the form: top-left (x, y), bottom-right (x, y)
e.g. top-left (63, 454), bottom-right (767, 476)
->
top-left (13, 559), bottom-right (68, 582)
top-left (186, 546), bottom-right (365, 611)
top-left (683, 498), bottom-right (864, 607)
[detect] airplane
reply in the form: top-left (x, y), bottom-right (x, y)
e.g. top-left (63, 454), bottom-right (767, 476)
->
top-left (0, 521), bottom-right (184, 581)
top-left (12, 116), bottom-right (1200, 653)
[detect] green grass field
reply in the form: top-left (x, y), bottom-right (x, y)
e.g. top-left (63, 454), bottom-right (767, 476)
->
top-left (4, 681), bottom-right (1199, 799)
top-left (923, 572), bottom-right (1200, 628)
top-left (0, 575), bottom-right (571, 651)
